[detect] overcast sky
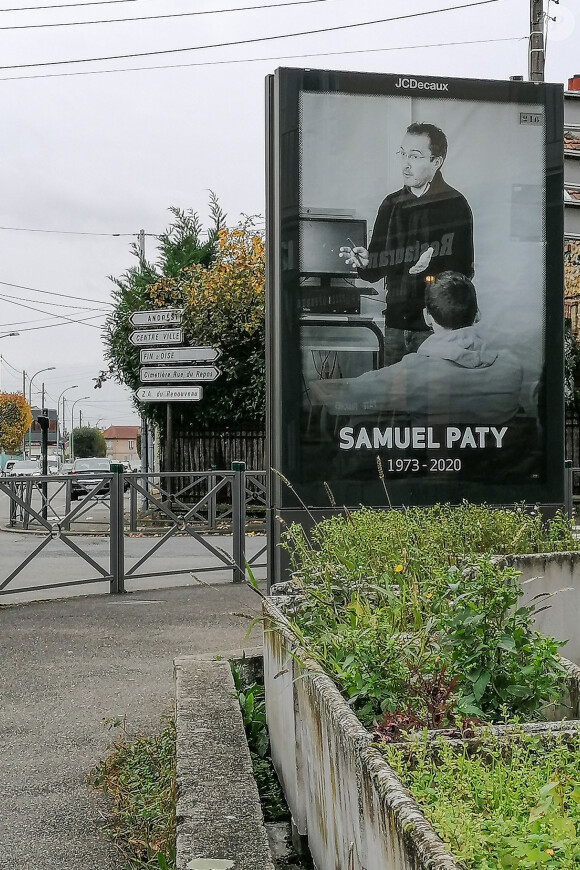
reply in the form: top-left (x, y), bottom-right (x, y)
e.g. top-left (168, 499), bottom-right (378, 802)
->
top-left (0, 0), bottom-right (577, 429)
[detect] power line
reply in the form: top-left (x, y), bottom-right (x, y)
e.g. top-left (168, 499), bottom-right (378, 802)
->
top-left (0, 0), bottom-right (342, 29)
top-left (0, 294), bottom-right (106, 328)
top-left (0, 356), bottom-right (23, 376)
top-left (0, 290), bottom-right (110, 310)
top-left (1, 314), bottom-right (102, 327)
top-left (0, 279), bottom-right (113, 306)
top-left (0, 225), bottom-right (140, 236)
top-left (0, 1), bottom-right (504, 70)
top-left (0, 0), bottom-right (144, 10)
top-left (0, 35), bottom-right (525, 81)
top-left (0, 316), bottom-right (105, 332)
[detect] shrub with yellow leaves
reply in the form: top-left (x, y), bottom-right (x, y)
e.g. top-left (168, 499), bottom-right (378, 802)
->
top-left (0, 392), bottom-right (32, 454)
top-left (102, 200), bottom-right (265, 430)
top-left (149, 217), bottom-right (265, 428)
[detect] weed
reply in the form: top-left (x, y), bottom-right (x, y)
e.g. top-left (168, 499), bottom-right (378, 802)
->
top-left (230, 662), bottom-right (289, 823)
top-left (277, 505), bottom-right (570, 728)
top-left (88, 715), bottom-right (176, 870)
top-left (437, 560), bottom-right (567, 721)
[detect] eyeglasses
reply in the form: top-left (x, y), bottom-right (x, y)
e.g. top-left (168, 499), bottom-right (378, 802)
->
top-left (396, 148), bottom-right (434, 163)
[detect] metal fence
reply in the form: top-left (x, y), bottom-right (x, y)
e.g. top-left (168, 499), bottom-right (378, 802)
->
top-left (565, 416), bottom-right (580, 500)
top-left (0, 463), bottom-right (266, 599)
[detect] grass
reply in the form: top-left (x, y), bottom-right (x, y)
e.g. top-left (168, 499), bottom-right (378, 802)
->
top-left (382, 731), bottom-right (580, 870)
top-left (88, 715), bottom-right (176, 870)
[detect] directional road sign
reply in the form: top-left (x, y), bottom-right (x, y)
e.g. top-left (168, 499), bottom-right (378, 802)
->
top-left (136, 386), bottom-right (203, 402)
top-left (140, 346), bottom-right (221, 364)
top-left (129, 308), bottom-right (183, 326)
top-left (140, 365), bottom-right (221, 383)
top-left (129, 328), bottom-right (183, 346)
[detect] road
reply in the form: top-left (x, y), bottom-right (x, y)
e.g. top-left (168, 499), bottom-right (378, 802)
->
top-left (0, 476), bottom-right (121, 532)
top-left (0, 486), bottom-right (268, 604)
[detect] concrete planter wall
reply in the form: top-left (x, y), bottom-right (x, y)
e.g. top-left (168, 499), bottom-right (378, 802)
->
top-left (263, 597), bottom-right (580, 870)
top-left (510, 551), bottom-right (580, 665)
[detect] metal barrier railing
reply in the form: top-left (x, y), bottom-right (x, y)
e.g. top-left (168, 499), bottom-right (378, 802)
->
top-left (0, 471), bottom-right (115, 597)
top-left (0, 463), bottom-right (266, 597)
top-left (125, 468), bottom-right (266, 533)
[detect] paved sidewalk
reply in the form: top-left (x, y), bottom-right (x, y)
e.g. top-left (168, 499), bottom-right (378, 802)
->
top-left (0, 582), bottom-right (264, 869)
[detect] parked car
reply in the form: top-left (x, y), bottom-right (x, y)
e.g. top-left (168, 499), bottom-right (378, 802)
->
top-left (70, 457), bottom-right (112, 500)
top-left (2, 459), bottom-right (18, 476)
top-left (6, 459), bottom-right (41, 477)
top-left (61, 462), bottom-right (74, 474)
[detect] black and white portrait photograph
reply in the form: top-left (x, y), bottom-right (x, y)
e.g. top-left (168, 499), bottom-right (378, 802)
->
top-left (277, 74), bottom-right (559, 505)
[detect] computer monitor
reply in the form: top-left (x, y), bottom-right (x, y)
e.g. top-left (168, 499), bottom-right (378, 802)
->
top-left (299, 216), bottom-right (367, 278)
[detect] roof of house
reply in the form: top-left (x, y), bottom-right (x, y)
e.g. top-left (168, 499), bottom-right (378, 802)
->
top-left (102, 426), bottom-right (140, 440)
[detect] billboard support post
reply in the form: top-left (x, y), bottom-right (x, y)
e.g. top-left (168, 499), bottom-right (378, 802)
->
top-left (565, 460), bottom-right (574, 519)
top-left (232, 461), bottom-right (246, 584)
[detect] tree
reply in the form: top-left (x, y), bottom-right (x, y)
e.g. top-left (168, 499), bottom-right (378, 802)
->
top-left (99, 197), bottom-right (225, 394)
top-left (565, 320), bottom-right (580, 417)
top-left (101, 199), bottom-right (265, 430)
top-left (0, 393), bottom-right (31, 454)
top-left (148, 217), bottom-right (265, 427)
top-left (72, 427), bottom-right (106, 458)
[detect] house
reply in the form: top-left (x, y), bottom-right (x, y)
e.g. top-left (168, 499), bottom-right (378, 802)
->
top-left (102, 425), bottom-right (140, 465)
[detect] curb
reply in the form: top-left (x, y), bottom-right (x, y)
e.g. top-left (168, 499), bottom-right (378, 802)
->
top-left (173, 648), bottom-right (275, 870)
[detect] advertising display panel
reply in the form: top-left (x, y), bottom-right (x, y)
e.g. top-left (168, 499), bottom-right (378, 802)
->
top-left (267, 68), bottom-right (564, 544)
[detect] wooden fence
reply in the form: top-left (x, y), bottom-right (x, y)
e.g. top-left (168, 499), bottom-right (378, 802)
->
top-left (171, 429), bottom-right (266, 472)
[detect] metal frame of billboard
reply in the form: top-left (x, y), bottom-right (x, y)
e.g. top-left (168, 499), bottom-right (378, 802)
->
top-left (266, 67), bottom-right (564, 585)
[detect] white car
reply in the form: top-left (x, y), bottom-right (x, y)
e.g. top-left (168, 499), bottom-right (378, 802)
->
top-left (7, 459), bottom-right (41, 477)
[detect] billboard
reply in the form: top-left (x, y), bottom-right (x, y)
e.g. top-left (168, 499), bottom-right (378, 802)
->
top-left (267, 69), bottom-right (564, 544)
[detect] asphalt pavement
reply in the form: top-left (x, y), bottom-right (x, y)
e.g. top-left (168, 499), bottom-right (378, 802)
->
top-left (0, 580), bottom-right (265, 869)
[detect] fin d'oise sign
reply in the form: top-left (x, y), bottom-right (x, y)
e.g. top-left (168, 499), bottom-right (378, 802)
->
top-left (140, 347), bottom-right (221, 364)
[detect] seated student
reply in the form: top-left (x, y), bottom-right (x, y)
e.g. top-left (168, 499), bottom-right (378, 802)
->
top-left (308, 271), bottom-right (523, 425)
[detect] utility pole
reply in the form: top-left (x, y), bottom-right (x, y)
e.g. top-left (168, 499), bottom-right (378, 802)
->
top-left (138, 228), bottom-right (151, 505)
top-left (22, 370), bottom-right (26, 457)
top-left (529, 0), bottom-right (545, 82)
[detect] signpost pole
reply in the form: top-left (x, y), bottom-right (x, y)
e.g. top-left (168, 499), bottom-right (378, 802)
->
top-left (140, 414), bottom-right (148, 510)
top-left (166, 402), bottom-right (173, 500)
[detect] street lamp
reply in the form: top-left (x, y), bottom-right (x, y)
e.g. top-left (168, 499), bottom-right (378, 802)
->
top-left (27, 366), bottom-right (56, 458)
top-left (70, 396), bottom-right (89, 460)
top-left (57, 385), bottom-right (79, 459)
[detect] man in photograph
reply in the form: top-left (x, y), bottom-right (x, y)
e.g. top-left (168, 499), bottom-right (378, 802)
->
top-left (341, 122), bottom-right (474, 364)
